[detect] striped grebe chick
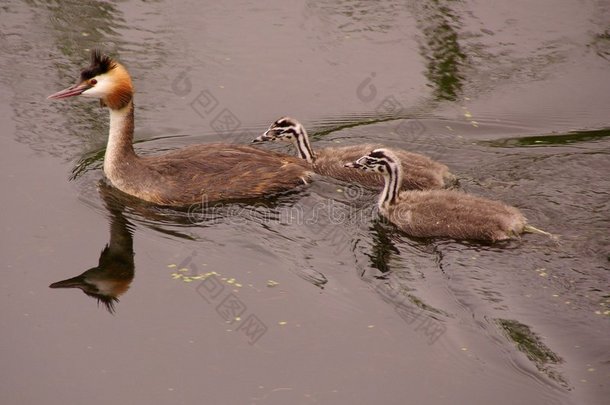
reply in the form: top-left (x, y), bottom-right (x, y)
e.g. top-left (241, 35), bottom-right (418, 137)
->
top-left (48, 51), bottom-right (313, 206)
top-left (253, 117), bottom-right (456, 190)
top-left (345, 148), bottom-right (550, 242)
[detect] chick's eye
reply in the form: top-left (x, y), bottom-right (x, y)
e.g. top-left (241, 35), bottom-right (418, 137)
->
top-left (89, 79), bottom-right (97, 85)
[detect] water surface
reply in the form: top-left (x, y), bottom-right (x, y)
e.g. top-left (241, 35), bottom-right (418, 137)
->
top-left (1, 1), bottom-right (609, 404)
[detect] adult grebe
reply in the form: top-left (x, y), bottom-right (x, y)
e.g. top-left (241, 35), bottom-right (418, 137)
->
top-left (345, 149), bottom-right (550, 242)
top-left (253, 116), bottom-right (456, 190)
top-left (48, 51), bottom-right (313, 206)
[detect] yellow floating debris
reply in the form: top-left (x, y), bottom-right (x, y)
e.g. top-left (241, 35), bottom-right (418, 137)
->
top-left (167, 264), bottom-right (177, 268)
top-left (278, 321), bottom-right (287, 326)
top-left (267, 280), bottom-right (279, 287)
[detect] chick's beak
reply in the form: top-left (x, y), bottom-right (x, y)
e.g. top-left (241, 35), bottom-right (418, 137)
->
top-left (345, 156), bottom-right (369, 168)
top-left (252, 129), bottom-right (275, 143)
top-left (48, 82), bottom-right (92, 100)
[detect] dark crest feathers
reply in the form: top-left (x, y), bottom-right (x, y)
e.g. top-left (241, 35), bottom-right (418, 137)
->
top-left (80, 49), bottom-right (116, 81)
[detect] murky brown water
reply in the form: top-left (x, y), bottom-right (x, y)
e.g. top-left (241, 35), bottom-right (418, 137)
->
top-left (1, 1), bottom-right (609, 404)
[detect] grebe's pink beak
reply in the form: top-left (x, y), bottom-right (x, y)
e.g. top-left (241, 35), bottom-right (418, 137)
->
top-left (48, 82), bottom-right (91, 100)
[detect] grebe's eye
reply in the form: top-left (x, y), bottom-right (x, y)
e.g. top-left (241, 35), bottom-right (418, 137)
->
top-left (90, 79), bottom-right (97, 85)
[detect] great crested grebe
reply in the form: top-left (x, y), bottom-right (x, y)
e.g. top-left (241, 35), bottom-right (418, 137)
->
top-left (345, 149), bottom-right (550, 242)
top-left (253, 117), bottom-right (455, 190)
top-left (48, 51), bottom-right (313, 206)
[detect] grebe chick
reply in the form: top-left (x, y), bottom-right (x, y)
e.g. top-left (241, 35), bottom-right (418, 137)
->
top-left (253, 117), bottom-right (455, 190)
top-left (345, 149), bottom-right (548, 242)
top-left (48, 51), bottom-right (313, 206)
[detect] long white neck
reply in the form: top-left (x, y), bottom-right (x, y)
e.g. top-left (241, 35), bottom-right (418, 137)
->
top-left (292, 126), bottom-right (316, 163)
top-left (378, 161), bottom-right (403, 212)
top-left (103, 100), bottom-right (136, 176)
